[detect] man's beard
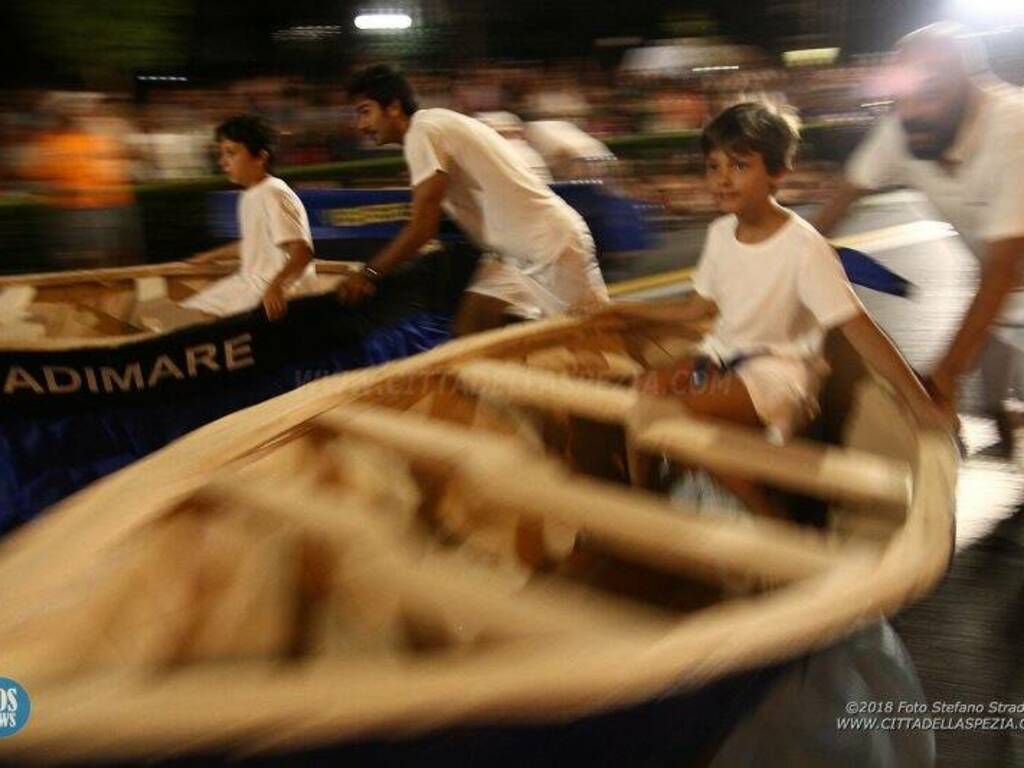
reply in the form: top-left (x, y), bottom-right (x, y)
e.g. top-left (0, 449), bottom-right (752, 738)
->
top-left (900, 91), bottom-right (970, 161)
top-left (901, 118), bottom-right (962, 160)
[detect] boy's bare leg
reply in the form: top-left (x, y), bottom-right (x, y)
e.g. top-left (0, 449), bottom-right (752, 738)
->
top-left (634, 358), bottom-right (786, 518)
top-left (452, 291), bottom-right (518, 337)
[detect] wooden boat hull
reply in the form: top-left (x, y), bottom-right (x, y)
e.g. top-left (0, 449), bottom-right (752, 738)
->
top-left (0, 250), bottom-right (476, 527)
top-left (0, 308), bottom-right (956, 765)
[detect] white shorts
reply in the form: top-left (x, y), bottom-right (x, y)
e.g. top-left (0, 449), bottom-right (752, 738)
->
top-left (734, 356), bottom-right (829, 442)
top-left (180, 274), bottom-right (263, 317)
top-left (467, 228), bottom-right (609, 320)
top-left (180, 271), bottom-right (318, 318)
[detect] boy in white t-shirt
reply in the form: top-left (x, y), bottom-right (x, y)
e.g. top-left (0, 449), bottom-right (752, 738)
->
top-left (183, 115), bottom-right (317, 320)
top-left (337, 65), bottom-right (608, 336)
top-left (634, 103), bottom-right (948, 508)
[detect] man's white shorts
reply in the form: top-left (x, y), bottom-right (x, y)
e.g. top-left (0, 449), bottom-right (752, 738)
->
top-left (466, 227), bottom-right (609, 319)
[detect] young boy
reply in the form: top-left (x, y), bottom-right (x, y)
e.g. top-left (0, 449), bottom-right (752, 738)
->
top-left (183, 115), bottom-right (317, 321)
top-left (637, 103), bottom-right (949, 467)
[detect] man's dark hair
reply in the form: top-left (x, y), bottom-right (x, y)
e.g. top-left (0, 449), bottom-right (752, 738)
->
top-left (700, 102), bottom-right (801, 175)
top-left (346, 65), bottom-right (419, 115)
top-left (215, 115), bottom-right (277, 165)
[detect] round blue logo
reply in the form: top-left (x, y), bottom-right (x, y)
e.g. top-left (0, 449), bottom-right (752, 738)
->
top-left (0, 678), bottom-right (30, 737)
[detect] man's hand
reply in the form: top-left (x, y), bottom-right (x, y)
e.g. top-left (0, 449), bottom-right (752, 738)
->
top-left (336, 272), bottom-right (377, 306)
top-left (923, 370), bottom-right (957, 414)
top-left (263, 283), bottom-right (287, 321)
top-left (918, 371), bottom-right (960, 435)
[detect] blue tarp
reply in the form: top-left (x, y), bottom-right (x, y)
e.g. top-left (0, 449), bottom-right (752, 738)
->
top-left (208, 182), bottom-right (657, 253)
top-left (837, 247), bottom-right (914, 298)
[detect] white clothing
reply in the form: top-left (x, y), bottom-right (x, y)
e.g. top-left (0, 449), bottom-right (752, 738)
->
top-left (524, 120), bottom-right (615, 164)
top-left (524, 120), bottom-right (616, 180)
top-left (694, 213), bottom-right (863, 437)
top-left (403, 108), bottom-right (607, 316)
top-left (468, 223), bottom-right (608, 319)
top-left (183, 176), bottom-right (317, 317)
top-left (404, 109), bottom-right (587, 266)
top-left (472, 113), bottom-right (553, 182)
top-left (847, 85), bottom-right (1024, 349)
top-left (506, 138), bottom-right (553, 183)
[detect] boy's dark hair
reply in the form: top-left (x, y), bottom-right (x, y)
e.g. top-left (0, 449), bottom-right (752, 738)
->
top-left (215, 115), bottom-right (277, 165)
top-left (700, 102), bottom-right (801, 175)
top-left (346, 65), bottom-right (419, 115)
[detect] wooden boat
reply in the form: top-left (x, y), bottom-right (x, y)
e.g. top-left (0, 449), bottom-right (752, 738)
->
top-left (0, 252), bottom-right (474, 528)
top-left (0, 304), bottom-right (956, 765)
top-left (0, 258), bottom-right (361, 344)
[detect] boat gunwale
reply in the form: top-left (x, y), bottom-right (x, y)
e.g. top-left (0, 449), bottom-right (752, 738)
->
top-left (0, 311), bottom-right (957, 761)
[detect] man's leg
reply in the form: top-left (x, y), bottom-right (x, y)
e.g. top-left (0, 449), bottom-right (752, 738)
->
top-left (979, 334), bottom-right (1019, 456)
top-left (452, 290), bottom-right (518, 337)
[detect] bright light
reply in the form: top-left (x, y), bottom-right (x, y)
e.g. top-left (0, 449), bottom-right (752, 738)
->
top-left (782, 47), bottom-right (840, 67)
top-left (692, 65), bottom-right (739, 73)
top-left (950, 0), bottom-right (1024, 24)
top-left (354, 13), bottom-right (412, 30)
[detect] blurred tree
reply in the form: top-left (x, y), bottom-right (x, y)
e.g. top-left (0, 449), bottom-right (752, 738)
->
top-left (23, 0), bottom-right (193, 87)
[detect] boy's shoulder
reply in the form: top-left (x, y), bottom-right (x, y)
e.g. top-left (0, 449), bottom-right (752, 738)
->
top-left (706, 214), bottom-right (737, 240)
top-left (249, 175), bottom-right (298, 201)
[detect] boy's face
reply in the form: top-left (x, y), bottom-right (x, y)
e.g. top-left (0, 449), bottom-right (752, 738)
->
top-left (218, 139), bottom-right (266, 187)
top-left (704, 148), bottom-right (781, 216)
top-left (354, 97), bottom-right (405, 145)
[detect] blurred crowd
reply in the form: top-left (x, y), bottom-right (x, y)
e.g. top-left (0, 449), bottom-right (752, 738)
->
top-left (0, 58), bottom-right (892, 188)
top-left (0, 56), bottom-right (897, 268)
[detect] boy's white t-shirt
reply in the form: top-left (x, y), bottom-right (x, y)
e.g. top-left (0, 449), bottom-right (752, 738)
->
top-left (403, 108), bottom-right (586, 267)
top-left (180, 175), bottom-right (317, 317)
top-left (238, 175), bottom-right (317, 291)
top-left (694, 212), bottom-right (863, 363)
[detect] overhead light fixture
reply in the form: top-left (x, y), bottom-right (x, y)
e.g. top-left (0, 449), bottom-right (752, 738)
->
top-left (782, 48), bottom-right (840, 67)
top-left (354, 13), bottom-right (412, 30)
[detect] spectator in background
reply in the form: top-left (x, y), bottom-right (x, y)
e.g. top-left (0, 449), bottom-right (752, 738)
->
top-left (524, 119), bottom-right (617, 180)
top-left (24, 95), bottom-right (141, 268)
top-left (474, 111), bottom-right (552, 182)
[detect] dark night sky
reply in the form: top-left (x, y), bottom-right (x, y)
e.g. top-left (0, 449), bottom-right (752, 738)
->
top-left (0, 0), bottom-right (972, 88)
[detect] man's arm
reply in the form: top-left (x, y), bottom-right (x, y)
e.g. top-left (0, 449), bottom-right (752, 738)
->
top-left (338, 172), bottom-right (448, 304)
top-left (812, 180), bottom-right (867, 238)
top-left (839, 310), bottom-right (955, 432)
top-left (262, 240), bottom-right (314, 320)
top-left (929, 236), bottom-right (1024, 404)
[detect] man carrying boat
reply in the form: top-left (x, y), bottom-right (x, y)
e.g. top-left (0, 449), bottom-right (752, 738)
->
top-left (814, 23), bottom-right (1024, 456)
top-left (338, 65), bottom-right (609, 336)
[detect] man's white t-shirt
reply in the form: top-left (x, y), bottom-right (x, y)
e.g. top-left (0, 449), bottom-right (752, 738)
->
top-left (846, 85), bottom-right (1024, 342)
top-left (694, 213), bottom-right (863, 363)
top-left (847, 86), bottom-right (1024, 254)
top-left (403, 108), bottom-right (587, 267)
